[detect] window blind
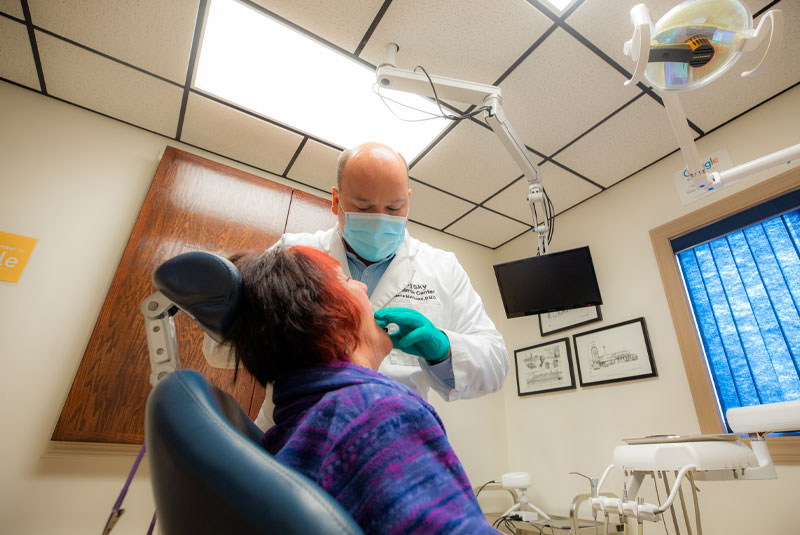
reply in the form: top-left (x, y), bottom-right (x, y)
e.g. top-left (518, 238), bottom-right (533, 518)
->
top-left (675, 207), bottom-right (800, 427)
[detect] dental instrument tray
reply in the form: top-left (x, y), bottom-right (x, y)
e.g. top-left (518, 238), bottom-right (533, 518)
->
top-left (614, 434), bottom-right (759, 473)
top-left (622, 433), bottom-right (738, 444)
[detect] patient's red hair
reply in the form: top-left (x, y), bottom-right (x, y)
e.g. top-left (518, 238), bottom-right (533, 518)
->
top-left (225, 245), bottom-right (364, 386)
top-left (291, 245), bottom-right (363, 359)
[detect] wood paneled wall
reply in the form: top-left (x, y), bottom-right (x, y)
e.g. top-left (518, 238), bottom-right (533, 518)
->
top-left (53, 147), bottom-right (336, 444)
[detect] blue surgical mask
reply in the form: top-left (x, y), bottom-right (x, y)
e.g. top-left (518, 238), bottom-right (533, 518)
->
top-left (342, 212), bottom-right (407, 262)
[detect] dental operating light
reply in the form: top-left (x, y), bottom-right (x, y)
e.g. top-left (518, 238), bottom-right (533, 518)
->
top-left (375, 43), bottom-right (551, 254)
top-left (624, 0), bottom-right (799, 191)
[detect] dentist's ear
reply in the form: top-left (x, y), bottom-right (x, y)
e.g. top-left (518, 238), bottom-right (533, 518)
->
top-left (331, 187), bottom-right (340, 216)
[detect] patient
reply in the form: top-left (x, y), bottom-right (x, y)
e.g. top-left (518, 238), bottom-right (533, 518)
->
top-left (224, 245), bottom-right (498, 535)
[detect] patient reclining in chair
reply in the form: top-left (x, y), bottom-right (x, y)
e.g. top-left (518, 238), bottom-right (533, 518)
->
top-left (222, 245), bottom-right (498, 535)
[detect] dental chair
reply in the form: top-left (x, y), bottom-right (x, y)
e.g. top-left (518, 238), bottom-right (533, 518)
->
top-left (142, 251), bottom-right (365, 535)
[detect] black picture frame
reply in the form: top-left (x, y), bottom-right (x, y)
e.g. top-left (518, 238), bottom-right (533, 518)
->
top-left (538, 305), bottom-right (602, 337)
top-left (573, 317), bottom-right (657, 387)
top-left (514, 338), bottom-right (576, 396)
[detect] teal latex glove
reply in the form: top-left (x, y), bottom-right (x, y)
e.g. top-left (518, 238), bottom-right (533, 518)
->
top-left (374, 307), bottom-right (450, 363)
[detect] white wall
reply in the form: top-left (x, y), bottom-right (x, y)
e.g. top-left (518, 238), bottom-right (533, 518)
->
top-left (0, 80), bottom-right (507, 533)
top-left (3, 77), bottom-right (797, 534)
top-left (492, 85), bottom-right (800, 534)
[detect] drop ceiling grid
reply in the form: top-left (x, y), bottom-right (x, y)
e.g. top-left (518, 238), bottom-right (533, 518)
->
top-left (445, 207), bottom-right (531, 248)
top-left (36, 31), bottom-right (184, 137)
top-left (359, 0), bottom-right (553, 87)
top-left (2, 0), bottom-right (797, 251)
top-left (0, 17), bottom-right (39, 90)
top-left (556, 95), bottom-right (681, 188)
top-left (181, 92), bottom-right (305, 176)
top-left (0, 0), bottom-right (22, 19)
top-left (286, 138), bottom-right (340, 193)
top-left (498, 26), bottom-right (641, 157)
top-left (409, 120), bottom-right (524, 204)
top-left (680, 1), bottom-right (800, 132)
top-left (407, 179), bottom-right (475, 230)
top-left (26, 0), bottom-right (199, 84)
top-left (248, 0), bottom-right (384, 54)
top-left (484, 161), bottom-right (602, 223)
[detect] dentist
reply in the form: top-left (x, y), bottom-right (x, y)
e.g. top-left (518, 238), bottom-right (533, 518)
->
top-left (224, 141), bottom-right (509, 429)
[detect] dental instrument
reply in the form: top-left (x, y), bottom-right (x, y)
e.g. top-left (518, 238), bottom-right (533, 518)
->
top-left (571, 400), bottom-right (800, 534)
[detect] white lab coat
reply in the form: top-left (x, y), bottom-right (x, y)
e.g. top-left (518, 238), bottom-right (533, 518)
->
top-left (204, 226), bottom-right (510, 430)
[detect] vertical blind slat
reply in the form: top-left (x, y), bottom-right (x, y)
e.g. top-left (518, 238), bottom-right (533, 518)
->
top-left (679, 249), bottom-right (743, 413)
top-left (713, 233), bottom-right (781, 404)
top-left (694, 243), bottom-right (761, 406)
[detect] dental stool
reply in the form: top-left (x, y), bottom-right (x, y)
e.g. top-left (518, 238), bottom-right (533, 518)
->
top-left (143, 251), bottom-right (365, 535)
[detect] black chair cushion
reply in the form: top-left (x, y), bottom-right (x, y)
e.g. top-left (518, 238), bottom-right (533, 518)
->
top-left (152, 252), bottom-right (242, 341)
top-left (145, 370), bottom-right (365, 535)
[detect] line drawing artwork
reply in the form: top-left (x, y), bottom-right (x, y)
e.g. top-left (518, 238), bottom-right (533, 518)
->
top-left (514, 338), bottom-right (575, 396)
top-left (573, 318), bottom-right (657, 386)
top-left (538, 305), bottom-right (601, 336)
top-left (522, 345), bottom-right (564, 387)
top-left (589, 342), bottom-right (639, 371)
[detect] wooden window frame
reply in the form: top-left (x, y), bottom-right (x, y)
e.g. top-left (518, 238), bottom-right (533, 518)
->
top-left (650, 166), bottom-right (800, 464)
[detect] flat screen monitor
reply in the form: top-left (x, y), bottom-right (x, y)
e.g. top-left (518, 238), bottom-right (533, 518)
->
top-left (493, 246), bottom-right (602, 318)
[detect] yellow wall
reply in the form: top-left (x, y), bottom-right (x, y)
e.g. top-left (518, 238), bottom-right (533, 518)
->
top-left (493, 84), bottom-right (800, 534)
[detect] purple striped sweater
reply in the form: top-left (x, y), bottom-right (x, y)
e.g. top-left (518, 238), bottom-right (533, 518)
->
top-left (261, 361), bottom-right (498, 534)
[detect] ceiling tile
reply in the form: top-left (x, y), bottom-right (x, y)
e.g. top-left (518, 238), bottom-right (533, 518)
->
top-left (566, 0), bottom-right (772, 72)
top-left (249, 0), bottom-right (383, 54)
top-left (286, 139), bottom-right (340, 193)
top-left (27, 0), bottom-right (199, 83)
top-left (410, 120), bottom-right (524, 203)
top-left (181, 92), bottom-right (304, 175)
top-left (408, 179), bottom-right (474, 230)
top-left (555, 95), bottom-right (680, 187)
top-left (360, 0), bottom-right (553, 88)
top-left (446, 207), bottom-right (530, 248)
top-left (0, 17), bottom-right (39, 90)
top-left (680, 1), bottom-right (800, 132)
top-left (484, 161), bottom-right (601, 223)
top-left (500, 27), bottom-right (641, 156)
top-left (36, 31), bottom-right (183, 136)
top-left (0, 0), bottom-right (22, 19)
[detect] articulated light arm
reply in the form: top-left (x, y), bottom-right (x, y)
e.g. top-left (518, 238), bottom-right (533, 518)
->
top-left (377, 43), bottom-right (549, 253)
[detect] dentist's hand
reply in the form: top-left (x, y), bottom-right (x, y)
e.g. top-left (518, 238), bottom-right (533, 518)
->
top-left (374, 307), bottom-right (450, 363)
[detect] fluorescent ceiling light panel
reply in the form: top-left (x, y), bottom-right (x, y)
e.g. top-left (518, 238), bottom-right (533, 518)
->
top-left (195, 0), bottom-right (450, 162)
top-left (540, 0), bottom-right (578, 14)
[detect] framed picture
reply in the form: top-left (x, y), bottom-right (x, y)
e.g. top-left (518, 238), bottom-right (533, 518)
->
top-left (573, 317), bottom-right (657, 387)
top-left (514, 338), bottom-right (576, 396)
top-left (539, 306), bottom-right (602, 336)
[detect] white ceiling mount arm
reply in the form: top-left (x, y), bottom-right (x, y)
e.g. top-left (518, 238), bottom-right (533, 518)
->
top-left (376, 43), bottom-right (549, 253)
top-left (623, 4), bottom-right (653, 87)
top-left (660, 91), bottom-right (706, 185)
top-left (483, 96), bottom-right (548, 254)
top-left (376, 43), bottom-right (503, 106)
top-left (741, 9), bottom-right (783, 77)
top-left (707, 143), bottom-right (800, 186)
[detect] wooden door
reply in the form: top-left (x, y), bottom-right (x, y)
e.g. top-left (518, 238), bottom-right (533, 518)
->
top-left (53, 147), bottom-right (299, 443)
